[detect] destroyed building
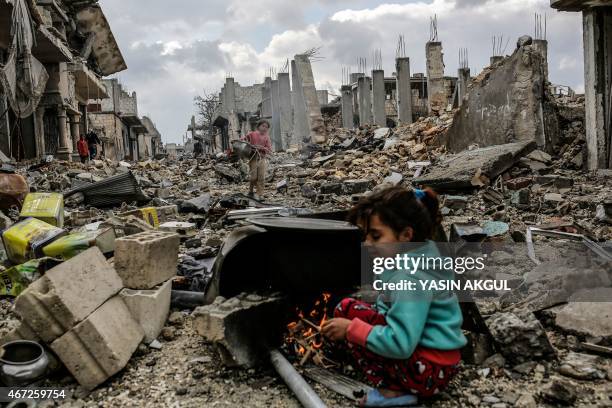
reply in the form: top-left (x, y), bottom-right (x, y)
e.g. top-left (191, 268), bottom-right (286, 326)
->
top-left (0, 0), bottom-right (124, 161)
top-left (88, 79), bottom-right (149, 161)
top-left (0, 0), bottom-right (162, 163)
top-left (0, 1), bottom-right (611, 407)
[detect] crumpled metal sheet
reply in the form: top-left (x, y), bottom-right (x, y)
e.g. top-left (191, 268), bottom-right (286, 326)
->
top-left (64, 171), bottom-right (149, 208)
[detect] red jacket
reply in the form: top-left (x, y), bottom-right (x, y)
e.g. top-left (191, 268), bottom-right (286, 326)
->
top-left (77, 139), bottom-right (89, 157)
top-left (243, 131), bottom-right (271, 156)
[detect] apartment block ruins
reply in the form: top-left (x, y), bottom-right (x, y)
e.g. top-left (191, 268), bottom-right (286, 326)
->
top-left (0, 0), bottom-right (162, 163)
top-left (88, 79), bottom-right (157, 161)
top-left (205, 54), bottom-right (328, 152)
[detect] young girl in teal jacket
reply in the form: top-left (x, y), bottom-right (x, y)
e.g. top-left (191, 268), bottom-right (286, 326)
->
top-left (322, 186), bottom-right (466, 407)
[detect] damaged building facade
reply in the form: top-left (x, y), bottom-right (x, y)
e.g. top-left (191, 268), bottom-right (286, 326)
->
top-left (551, 0), bottom-right (612, 170)
top-left (88, 79), bottom-right (156, 161)
top-left (0, 0), bottom-right (161, 163)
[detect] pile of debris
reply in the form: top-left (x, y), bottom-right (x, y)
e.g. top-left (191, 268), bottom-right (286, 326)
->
top-left (0, 89), bottom-right (610, 406)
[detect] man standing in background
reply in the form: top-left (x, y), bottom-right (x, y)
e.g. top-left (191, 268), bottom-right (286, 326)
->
top-left (86, 131), bottom-right (101, 160)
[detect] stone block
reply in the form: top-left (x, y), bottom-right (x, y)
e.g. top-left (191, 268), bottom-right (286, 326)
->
top-left (120, 280), bottom-right (172, 343)
top-left (320, 182), bottom-right (343, 195)
top-left (444, 195), bottom-right (469, 210)
top-left (487, 311), bottom-right (555, 364)
top-left (343, 179), bottom-right (372, 195)
top-left (114, 231), bottom-right (179, 289)
top-left (192, 294), bottom-right (285, 367)
top-left (14, 247), bottom-right (122, 343)
top-left (50, 296), bottom-right (144, 390)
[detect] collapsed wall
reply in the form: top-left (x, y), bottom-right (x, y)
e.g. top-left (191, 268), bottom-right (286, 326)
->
top-left (445, 40), bottom-right (559, 153)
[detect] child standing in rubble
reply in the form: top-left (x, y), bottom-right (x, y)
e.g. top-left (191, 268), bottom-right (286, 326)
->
top-left (242, 119), bottom-right (272, 199)
top-left (322, 186), bottom-right (466, 407)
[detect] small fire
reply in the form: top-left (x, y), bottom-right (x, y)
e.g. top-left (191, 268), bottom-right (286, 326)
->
top-left (285, 292), bottom-right (337, 368)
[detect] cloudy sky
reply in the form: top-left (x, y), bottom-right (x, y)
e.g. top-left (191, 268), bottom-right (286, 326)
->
top-left (99, 0), bottom-right (584, 144)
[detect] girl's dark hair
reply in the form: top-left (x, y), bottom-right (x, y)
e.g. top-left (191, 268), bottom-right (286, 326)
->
top-left (347, 186), bottom-right (441, 241)
top-left (256, 119), bottom-right (270, 129)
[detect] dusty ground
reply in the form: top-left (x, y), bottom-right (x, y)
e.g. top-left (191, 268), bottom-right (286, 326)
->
top-left (1, 279), bottom-right (611, 408)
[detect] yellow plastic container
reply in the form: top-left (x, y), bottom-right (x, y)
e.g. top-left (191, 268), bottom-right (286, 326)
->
top-left (119, 207), bottom-right (160, 228)
top-left (1, 218), bottom-right (67, 264)
top-left (43, 228), bottom-right (116, 260)
top-left (20, 192), bottom-right (65, 227)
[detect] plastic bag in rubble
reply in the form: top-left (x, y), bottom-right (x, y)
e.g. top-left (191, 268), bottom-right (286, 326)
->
top-left (177, 255), bottom-right (212, 292)
top-left (0, 257), bottom-right (61, 296)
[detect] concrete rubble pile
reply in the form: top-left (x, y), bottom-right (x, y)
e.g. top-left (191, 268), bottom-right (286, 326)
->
top-left (0, 88), bottom-right (610, 405)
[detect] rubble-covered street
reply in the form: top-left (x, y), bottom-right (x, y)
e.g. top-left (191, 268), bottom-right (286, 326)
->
top-left (1, 0), bottom-right (612, 407)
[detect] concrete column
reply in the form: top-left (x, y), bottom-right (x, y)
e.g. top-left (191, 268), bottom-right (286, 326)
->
top-left (278, 73), bottom-right (292, 149)
top-left (372, 70), bottom-right (386, 127)
top-left (294, 54), bottom-right (326, 144)
top-left (225, 77), bottom-right (236, 113)
top-left (70, 113), bottom-right (81, 159)
top-left (34, 107), bottom-right (45, 158)
top-left (56, 106), bottom-right (72, 161)
top-left (316, 90), bottom-right (328, 106)
top-left (270, 79), bottom-right (282, 151)
top-left (582, 9), bottom-right (610, 169)
top-left (396, 57), bottom-right (413, 125)
top-left (426, 42), bottom-right (445, 113)
top-left (261, 77), bottom-right (272, 118)
top-left (350, 73), bottom-right (364, 84)
top-left (357, 76), bottom-right (372, 126)
top-left (457, 68), bottom-right (471, 107)
top-left (290, 60), bottom-right (308, 145)
top-left (532, 39), bottom-right (549, 80)
top-left (340, 85), bottom-right (353, 129)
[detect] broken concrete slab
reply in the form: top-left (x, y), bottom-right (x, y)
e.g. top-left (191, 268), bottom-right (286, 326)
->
top-left (320, 182), bottom-right (343, 195)
top-left (373, 127), bottom-right (390, 139)
top-left (526, 150), bottom-right (552, 163)
top-left (535, 175), bottom-right (574, 189)
top-left (487, 311), bottom-right (555, 364)
top-left (343, 179), bottom-right (372, 195)
top-left (50, 296), bottom-right (144, 390)
top-left (120, 280), bottom-right (172, 343)
top-left (114, 231), bottom-right (180, 289)
top-left (178, 193), bottom-right (211, 214)
top-left (558, 352), bottom-right (607, 381)
top-left (548, 288), bottom-right (612, 341)
top-left (415, 141), bottom-right (537, 190)
top-left (382, 172), bottom-right (403, 186)
top-left (192, 294), bottom-right (285, 367)
top-left (14, 247), bottom-right (123, 343)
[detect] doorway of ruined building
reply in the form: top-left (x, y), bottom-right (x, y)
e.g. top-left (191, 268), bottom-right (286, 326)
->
top-left (8, 110), bottom-right (37, 160)
top-left (42, 107), bottom-right (59, 156)
top-left (213, 116), bottom-right (230, 151)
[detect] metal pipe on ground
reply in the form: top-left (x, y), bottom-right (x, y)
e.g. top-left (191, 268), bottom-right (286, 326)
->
top-left (171, 290), bottom-right (207, 309)
top-left (269, 349), bottom-right (327, 408)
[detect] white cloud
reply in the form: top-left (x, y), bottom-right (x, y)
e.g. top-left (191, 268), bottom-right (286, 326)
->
top-left (558, 55), bottom-right (578, 70)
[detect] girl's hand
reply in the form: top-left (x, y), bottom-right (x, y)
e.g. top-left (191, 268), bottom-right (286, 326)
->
top-left (321, 318), bottom-right (351, 341)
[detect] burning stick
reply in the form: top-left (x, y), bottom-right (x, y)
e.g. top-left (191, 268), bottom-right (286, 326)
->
top-left (301, 317), bottom-right (322, 332)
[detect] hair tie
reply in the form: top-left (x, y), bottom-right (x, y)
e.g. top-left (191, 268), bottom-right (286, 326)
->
top-left (414, 189), bottom-right (426, 200)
